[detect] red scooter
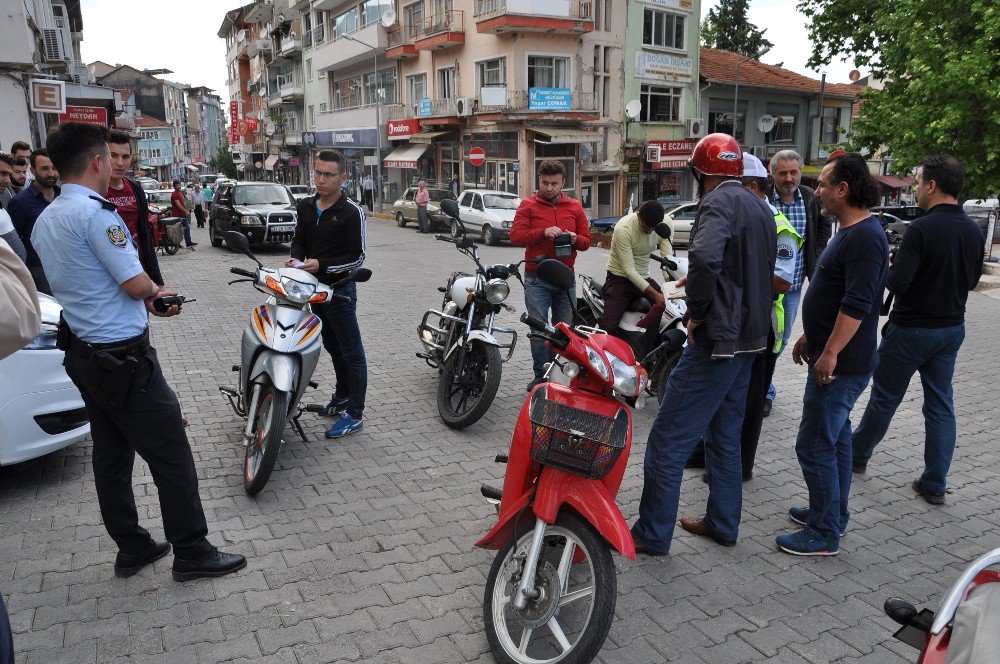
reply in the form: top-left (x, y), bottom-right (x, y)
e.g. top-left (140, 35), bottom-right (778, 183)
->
top-left (886, 547), bottom-right (1000, 663)
top-left (477, 260), bottom-right (645, 664)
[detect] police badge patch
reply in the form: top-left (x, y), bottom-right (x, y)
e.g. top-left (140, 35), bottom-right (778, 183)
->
top-left (107, 225), bottom-right (128, 247)
top-left (777, 242), bottom-right (794, 259)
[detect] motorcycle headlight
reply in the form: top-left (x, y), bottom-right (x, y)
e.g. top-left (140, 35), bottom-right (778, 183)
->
top-left (241, 214), bottom-right (264, 226)
top-left (24, 294), bottom-right (61, 350)
top-left (606, 351), bottom-right (640, 397)
top-left (585, 346), bottom-right (611, 382)
top-left (485, 278), bottom-right (509, 304)
top-left (279, 275), bottom-right (316, 304)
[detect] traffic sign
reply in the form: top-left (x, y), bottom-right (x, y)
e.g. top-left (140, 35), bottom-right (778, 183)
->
top-left (469, 147), bottom-right (486, 167)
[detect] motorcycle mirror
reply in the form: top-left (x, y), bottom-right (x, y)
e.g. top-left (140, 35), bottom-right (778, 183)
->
top-left (440, 198), bottom-right (460, 220)
top-left (655, 222), bottom-right (672, 240)
top-left (536, 259), bottom-right (575, 291)
top-left (224, 231), bottom-right (260, 265)
top-left (348, 267), bottom-right (373, 283)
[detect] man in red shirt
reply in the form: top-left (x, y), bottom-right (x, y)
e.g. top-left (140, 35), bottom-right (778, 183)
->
top-left (510, 160), bottom-right (591, 389)
top-left (171, 180), bottom-right (196, 248)
top-left (105, 131), bottom-right (163, 285)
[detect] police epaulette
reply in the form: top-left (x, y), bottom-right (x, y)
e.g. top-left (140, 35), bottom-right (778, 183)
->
top-left (89, 195), bottom-right (116, 211)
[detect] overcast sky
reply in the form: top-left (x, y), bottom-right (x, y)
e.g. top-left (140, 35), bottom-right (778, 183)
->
top-left (78, 0), bottom-right (857, 107)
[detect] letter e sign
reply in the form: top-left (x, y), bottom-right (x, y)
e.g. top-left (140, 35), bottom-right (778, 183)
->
top-left (30, 79), bottom-right (67, 113)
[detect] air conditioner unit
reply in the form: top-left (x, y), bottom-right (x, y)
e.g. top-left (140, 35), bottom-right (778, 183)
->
top-left (685, 117), bottom-right (706, 139)
top-left (42, 28), bottom-right (67, 62)
top-left (753, 146), bottom-right (767, 160)
top-left (645, 145), bottom-right (661, 163)
top-left (455, 98), bottom-right (474, 117)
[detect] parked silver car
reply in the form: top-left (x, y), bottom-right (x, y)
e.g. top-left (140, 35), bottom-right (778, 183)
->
top-left (456, 189), bottom-right (521, 244)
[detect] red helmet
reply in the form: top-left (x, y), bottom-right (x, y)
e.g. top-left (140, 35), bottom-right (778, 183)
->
top-left (826, 149), bottom-right (848, 163)
top-left (690, 133), bottom-right (743, 177)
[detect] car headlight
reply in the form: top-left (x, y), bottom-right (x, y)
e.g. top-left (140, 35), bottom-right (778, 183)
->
top-left (241, 215), bottom-right (264, 226)
top-left (23, 323), bottom-right (58, 350)
top-left (584, 346), bottom-right (611, 382)
top-left (606, 351), bottom-right (639, 396)
top-left (485, 278), bottom-right (509, 304)
top-left (279, 275), bottom-right (316, 304)
top-left (502, 221), bottom-right (511, 229)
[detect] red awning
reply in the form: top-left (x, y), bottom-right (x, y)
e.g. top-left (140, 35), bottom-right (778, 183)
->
top-left (874, 174), bottom-right (914, 189)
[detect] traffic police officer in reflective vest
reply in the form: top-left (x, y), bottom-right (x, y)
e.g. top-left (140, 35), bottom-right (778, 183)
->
top-left (31, 122), bottom-right (246, 582)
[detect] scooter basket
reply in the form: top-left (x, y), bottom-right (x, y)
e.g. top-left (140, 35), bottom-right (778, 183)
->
top-left (162, 218), bottom-right (185, 245)
top-left (528, 394), bottom-right (627, 479)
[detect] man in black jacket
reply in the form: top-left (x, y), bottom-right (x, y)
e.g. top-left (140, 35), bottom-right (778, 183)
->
top-left (631, 134), bottom-right (775, 556)
top-left (106, 131), bottom-right (164, 285)
top-left (765, 150), bottom-right (833, 413)
top-left (287, 151), bottom-right (368, 439)
top-left (851, 155), bottom-right (984, 505)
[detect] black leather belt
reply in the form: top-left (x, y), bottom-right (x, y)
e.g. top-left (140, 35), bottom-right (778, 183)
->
top-left (66, 329), bottom-right (150, 361)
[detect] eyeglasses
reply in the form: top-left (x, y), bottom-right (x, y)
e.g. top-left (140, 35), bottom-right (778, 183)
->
top-left (314, 170), bottom-right (341, 180)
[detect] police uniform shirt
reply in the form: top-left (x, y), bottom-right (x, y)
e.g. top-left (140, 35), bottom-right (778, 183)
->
top-left (769, 202), bottom-right (799, 286)
top-left (31, 183), bottom-right (148, 344)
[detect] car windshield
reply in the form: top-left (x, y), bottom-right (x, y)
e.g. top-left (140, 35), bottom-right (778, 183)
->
top-left (149, 192), bottom-right (173, 204)
top-left (234, 184), bottom-right (294, 206)
top-left (427, 189), bottom-right (455, 202)
top-left (140, 180), bottom-right (159, 191)
top-left (289, 186), bottom-right (309, 194)
top-left (483, 194), bottom-right (520, 210)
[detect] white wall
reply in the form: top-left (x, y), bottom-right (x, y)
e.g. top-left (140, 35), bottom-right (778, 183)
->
top-left (0, 78), bottom-right (32, 151)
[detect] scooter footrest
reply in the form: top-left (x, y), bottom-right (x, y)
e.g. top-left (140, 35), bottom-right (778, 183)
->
top-left (481, 484), bottom-right (503, 501)
top-left (308, 381), bottom-right (318, 389)
top-left (495, 454), bottom-right (508, 464)
top-left (231, 365), bottom-right (240, 372)
top-left (219, 386), bottom-right (239, 398)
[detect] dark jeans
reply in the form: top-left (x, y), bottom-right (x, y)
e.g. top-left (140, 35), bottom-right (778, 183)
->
top-left (194, 205), bottom-right (206, 227)
top-left (795, 365), bottom-right (872, 542)
top-left (181, 213), bottom-right (194, 246)
top-left (523, 273), bottom-right (575, 376)
top-left (417, 206), bottom-right (431, 233)
top-left (768, 287), bottom-right (802, 402)
top-left (852, 322), bottom-right (965, 493)
top-left (0, 593), bottom-right (12, 664)
top-left (63, 346), bottom-right (213, 560)
top-left (598, 273), bottom-right (665, 334)
top-left (632, 341), bottom-right (755, 553)
top-left (363, 190), bottom-right (373, 211)
top-left (314, 281), bottom-right (367, 419)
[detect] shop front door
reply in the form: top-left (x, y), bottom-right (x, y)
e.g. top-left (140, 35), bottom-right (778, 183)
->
top-left (597, 177), bottom-right (614, 217)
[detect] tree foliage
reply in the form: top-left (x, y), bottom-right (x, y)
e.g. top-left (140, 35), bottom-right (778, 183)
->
top-left (216, 142), bottom-right (237, 180)
top-left (701, 0), bottom-right (773, 58)
top-left (798, 0), bottom-right (1000, 197)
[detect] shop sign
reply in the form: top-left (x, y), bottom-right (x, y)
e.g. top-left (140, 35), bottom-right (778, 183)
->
top-left (245, 116), bottom-right (259, 132)
top-left (529, 88), bottom-right (572, 111)
top-left (641, 0), bottom-right (694, 11)
top-left (648, 139), bottom-right (696, 155)
top-left (58, 105), bottom-right (108, 126)
top-left (387, 119), bottom-right (419, 140)
top-left (29, 79), bottom-right (66, 113)
top-left (419, 98), bottom-right (432, 117)
top-left (649, 158), bottom-right (690, 170)
top-left (635, 51), bottom-right (693, 83)
top-left (304, 128), bottom-right (379, 148)
top-left (626, 155), bottom-right (641, 183)
top-left (288, 156), bottom-right (301, 167)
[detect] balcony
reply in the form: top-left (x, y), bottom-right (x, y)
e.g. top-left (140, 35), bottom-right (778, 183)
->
top-left (279, 34), bottom-right (302, 56)
top-left (279, 76), bottom-right (305, 101)
top-left (316, 104), bottom-right (379, 132)
top-left (473, 0), bottom-right (594, 34)
top-left (386, 28), bottom-right (417, 59)
top-left (313, 22), bottom-right (387, 72)
top-left (476, 87), bottom-right (598, 114)
top-left (384, 104), bottom-right (410, 121)
top-left (413, 11), bottom-right (465, 50)
top-left (247, 38), bottom-right (272, 58)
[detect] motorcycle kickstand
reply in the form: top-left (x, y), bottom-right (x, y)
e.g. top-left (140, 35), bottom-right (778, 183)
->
top-left (290, 409), bottom-right (308, 442)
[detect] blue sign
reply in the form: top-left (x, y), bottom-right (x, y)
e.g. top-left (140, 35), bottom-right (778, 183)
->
top-left (303, 128), bottom-right (379, 148)
top-left (529, 88), bottom-right (572, 111)
top-left (301, 131), bottom-right (316, 147)
top-left (419, 98), bottom-right (432, 117)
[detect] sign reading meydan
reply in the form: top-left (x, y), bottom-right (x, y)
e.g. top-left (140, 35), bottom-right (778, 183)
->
top-left (529, 88), bottom-right (572, 111)
top-left (635, 51), bottom-right (693, 83)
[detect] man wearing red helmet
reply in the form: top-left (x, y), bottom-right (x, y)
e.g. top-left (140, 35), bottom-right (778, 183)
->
top-left (631, 133), bottom-right (776, 555)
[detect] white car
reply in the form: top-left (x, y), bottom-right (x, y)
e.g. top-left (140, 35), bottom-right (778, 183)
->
top-left (288, 185), bottom-right (313, 202)
top-left (456, 189), bottom-right (522, 245)
top-left (665, 202), bottom-right (698, 247)
top-left (0, 294), bottom-right (89, 465)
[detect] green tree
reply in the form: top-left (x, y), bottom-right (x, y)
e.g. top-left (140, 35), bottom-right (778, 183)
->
top-left (701, 0), bottom-right (773, 58)
top-left (216, 142), bottom-right (238, 180)
top-left (798, 0), bottom-right (1000, 197)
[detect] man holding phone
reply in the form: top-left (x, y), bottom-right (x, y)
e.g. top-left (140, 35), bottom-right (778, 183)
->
top-left (510, 160), bottom-right (591, 390)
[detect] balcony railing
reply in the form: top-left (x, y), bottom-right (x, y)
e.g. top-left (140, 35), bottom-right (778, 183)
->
top-left (280, 35), bottom-right (302, 54)
top-left (413, 10), bottom-right (464, 40)
top-left (384, 104), bottom-right (410, 121)
top-left (387, 27), bottom-right (410, 48)
top-left (430, 98), bottom-right (457, 116)
top-left (247, 38), bottom-right (272, 57)
top-left (474, 0), bottom-right (592, 19)
top-left (477, 89), bottom-right (597, 112)
top-left (303, 25), bottom-right (325, 48)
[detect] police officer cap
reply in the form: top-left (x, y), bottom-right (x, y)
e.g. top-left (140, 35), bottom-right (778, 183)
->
top-left (741, 152), bottom-right (769, 178)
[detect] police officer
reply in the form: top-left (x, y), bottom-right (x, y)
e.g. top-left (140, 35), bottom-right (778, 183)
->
top-left (31, 122), bottom-right (245, 582)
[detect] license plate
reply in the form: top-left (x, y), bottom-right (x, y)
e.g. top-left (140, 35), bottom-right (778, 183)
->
top-left (270, 225), bottom-right (294, 233)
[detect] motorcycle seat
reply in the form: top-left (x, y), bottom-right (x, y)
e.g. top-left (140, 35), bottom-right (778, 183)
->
top-left (626, 296), bottom-right (652, 313)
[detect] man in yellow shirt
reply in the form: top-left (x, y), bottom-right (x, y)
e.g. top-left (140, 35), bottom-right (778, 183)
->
top-left (600, 200), bottom-right (673, 336)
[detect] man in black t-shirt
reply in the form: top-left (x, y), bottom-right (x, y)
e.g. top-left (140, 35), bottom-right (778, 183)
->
top-left (852, 155), bottom-right (984, 505)
top-left (776, 153), bottom-right (888, 557)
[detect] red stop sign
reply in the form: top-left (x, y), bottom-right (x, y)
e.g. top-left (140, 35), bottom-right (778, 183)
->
top-left (468, 147), bottom-right (487, 167)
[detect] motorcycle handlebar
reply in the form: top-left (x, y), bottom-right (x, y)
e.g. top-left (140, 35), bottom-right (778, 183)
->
top-left (230, 267), bottom-right (255, 278)
top-left (520, 313), bottom-right (551, 333)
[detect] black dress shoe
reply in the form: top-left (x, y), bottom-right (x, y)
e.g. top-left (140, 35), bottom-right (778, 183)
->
top-left (115, 541), bottom-right (171, 578)
top-left (763, 399), bottom-right (773, 417)
top-left (852, 460), bottom-right (868, 474)
top-left (172, 548), bottom-right (247, 582)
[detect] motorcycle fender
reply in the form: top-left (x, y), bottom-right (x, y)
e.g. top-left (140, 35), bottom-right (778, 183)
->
top-left (249, 350), bottom-right (299, 393)
top-left (475, 490), bottom-right (533, 551)
top-left (443, 329), bottom-right (499, 362)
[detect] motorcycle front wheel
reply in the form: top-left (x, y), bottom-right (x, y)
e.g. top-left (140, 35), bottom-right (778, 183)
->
top-left (654, 348), bottom-right (683, 404)
top-left (484, 511), bottom-right (617, 664)
top-left (244, 383), bottom-right (289, 495)
top-left (163, 239), bottom-right (180, 255)
top-left (437, 340), bottom-right (502, 429)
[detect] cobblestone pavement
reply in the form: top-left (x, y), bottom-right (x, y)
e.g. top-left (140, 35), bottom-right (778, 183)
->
top-left (2, 217), bottom-right (999, 664)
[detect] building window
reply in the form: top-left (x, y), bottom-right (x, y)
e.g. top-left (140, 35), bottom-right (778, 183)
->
top-left (604, 0), bottom-right (612, 30)
top-left (476, 57), bottom-right (507, 89)
top-left (594, 0), bottom-right (602, 29)
top-left (362, 0), bottom-right (392, 26)
top-left (708, 99), bottom-right (747, 143)
top-left (643, 8), bottom-right (685, 50)
top-left (306, 58), bottom-right (313, 81)
top-left (334, 6), bottom-right (360, 39)
top-left (438, 67), bottom-right (455, 99)
top-left (365, 67), bottom-right (397, 105)
top-left (320, 103), bottom-right (327, 113)
top-left (407, 73), bottom-right (427, 106)
top-left (821, 106), bottom-right (842, 145)
top-left (528, 56), bottom-right (569, 89)
top-left (640, 85), bottom-right (682, 122)
top-left (334, 76), bottom-right (364, 109)
top-left (765, 103), bottom-right (798, 144)
top-left (308, 105), bottom-right (315, 127)
top-left (404, 1), bottom-right (424, 38)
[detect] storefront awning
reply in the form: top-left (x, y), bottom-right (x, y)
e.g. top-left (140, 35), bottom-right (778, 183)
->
top-left (874, 174), bottom-right (914, 189)
top-left (185, 164), bottom-right (199, 172)
top-left (383, 143), bottom-right (430, 169)
top-left (533, 127), bottom-right (599, 144)
top-left (264, 155), bottom-right (280, 171)
top-left (409, 131), bottom-right (453, 144)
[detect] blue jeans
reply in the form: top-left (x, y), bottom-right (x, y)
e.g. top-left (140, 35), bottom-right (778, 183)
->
top-left (852, 322), bottom-right (965, 493)
top-left (314, 282), bottom-right (367, 419)
top-left (182, 213), bottom-right (194, 246)
top-left (795, 366), bottom-right (872, 542)
top-left (767, 287), bottom-right (802, 401)
top-left (632, 342), bottom-right (755, 553)
top-left (523, 273), bottom-right (575, 376)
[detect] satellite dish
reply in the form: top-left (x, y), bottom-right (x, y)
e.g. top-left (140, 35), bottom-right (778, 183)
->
top-left (624, 99), bottom-right (641, 120)
top-left (849, 69), bottom-right (861, 82)
top-left (381, 9), bottom-right (397, 28)
top-left (265, 122), bottom-right (276, 136)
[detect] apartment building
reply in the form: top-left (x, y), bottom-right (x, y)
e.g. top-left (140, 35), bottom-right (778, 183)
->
top-left (136, 116), bottom-right (176, 183)
top-left (187, 86), bottom-right (227, 170)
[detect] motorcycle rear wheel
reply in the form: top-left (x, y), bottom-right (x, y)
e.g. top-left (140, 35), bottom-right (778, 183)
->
top-left (484, 511), bottom-right (617, 664)
top-left (244, 384), bottom-right (289, 495)
top-left (437, 340), bottom-right (502, 429)
top-left (164, 239), bottom-right (180, 255)
top-left (654, 348), bottom-right (683, 404)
